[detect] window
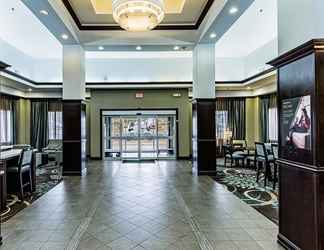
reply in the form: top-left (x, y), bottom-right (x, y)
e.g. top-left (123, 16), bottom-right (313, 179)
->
top-left (0, 110), bottom-right (13, 144)
top-left (48, 111), bottom-right (63, 140)
top-left (268, 107), bottom-right (278, 141)
top-left (216, 111), bottom-right (228, 139)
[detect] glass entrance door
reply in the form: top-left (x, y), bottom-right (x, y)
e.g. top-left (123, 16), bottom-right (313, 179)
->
top-left (121, 116), bottom-right (139, 160)
top-left (103, 110), bottom-right (177, 161)
top-left (140, 117), bottom-right (157, 160)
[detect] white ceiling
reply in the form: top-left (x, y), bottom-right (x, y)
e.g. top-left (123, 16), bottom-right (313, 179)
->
top-left (0, 0), bottom-right (62, 59)
top-left (214, 0), bottom-right (277, 57)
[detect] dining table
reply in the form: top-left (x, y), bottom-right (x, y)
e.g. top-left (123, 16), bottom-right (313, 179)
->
top-left (0, 160), bottom-right (4, 246)
top-left (0, 149), bottom-right (22, 211)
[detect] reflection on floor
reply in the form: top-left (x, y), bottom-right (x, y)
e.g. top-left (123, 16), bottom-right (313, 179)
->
top-left (1, 161), bottom-right (282, 250)
top-left (1, 163), bottom-right (62, 222)
top-left (212, 159), bottom-right (278, 225)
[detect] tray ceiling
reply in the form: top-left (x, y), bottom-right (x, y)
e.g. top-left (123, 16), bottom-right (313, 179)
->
top-left (62, 0), bottom-right (214, 29)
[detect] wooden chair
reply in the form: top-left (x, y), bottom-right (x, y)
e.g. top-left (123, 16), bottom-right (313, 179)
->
top-left (224, 145), bottom-right (245, 167)
top-left (7, 149), bottom-right (33, 201)
top-left (255, 142), bottom-right (274, 187)
top-left (271, 144), bottom-right (279, 190)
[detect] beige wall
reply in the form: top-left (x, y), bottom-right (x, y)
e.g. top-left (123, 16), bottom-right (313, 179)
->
top-left (17, 98), bottom-right (31, 145)
top-left (245, 97), bottom-right (261, 147)
top-left (89, 89), bottom-right (191, 158)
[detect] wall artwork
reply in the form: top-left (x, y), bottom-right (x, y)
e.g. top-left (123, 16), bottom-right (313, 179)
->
top-left (281, 95), bottom-right (312, 163)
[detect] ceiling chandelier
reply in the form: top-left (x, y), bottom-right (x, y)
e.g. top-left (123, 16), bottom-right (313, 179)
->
top-left (112, 0), bottom-right (165, 32)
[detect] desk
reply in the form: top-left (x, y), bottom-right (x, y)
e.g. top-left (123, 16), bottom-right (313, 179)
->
top-left (0, 149), bottom-right (37, 211)
top-left (0, 150), bottom-right (21, 211)
top-left (0, 161), bottom-right (4, 245)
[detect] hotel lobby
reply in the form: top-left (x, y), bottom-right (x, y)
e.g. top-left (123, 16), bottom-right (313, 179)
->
top-left (0, 0), bottom-right (323, 249)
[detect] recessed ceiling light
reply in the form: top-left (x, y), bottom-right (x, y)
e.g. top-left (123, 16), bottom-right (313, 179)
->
top-left (136, 46), bottom-right (142, 51)
top-left (61, 34), bottom-right (69, 40)
top-left (98, 46), bottom-right (104, 51)
top-left (229, 6), bottom-right (238, 14)
top-left (210, 33), bottom-right (217, 39)
top-left (40, 10), bottom-right (48, 15)
top-left (28, 88), bottom-right (32, 92)
top-left (173, 46), bottom-right (180, 51)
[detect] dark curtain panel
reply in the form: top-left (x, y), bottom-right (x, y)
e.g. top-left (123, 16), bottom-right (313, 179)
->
top-left (269, 94), bottom-right (277, 109)
top-left (260, 96), bottom-right (270, 142)
top-left (12, 100), bottom-right (18, 144)
top-left (48, 101), bottom-right (62, 112)
top-left (260, 94), bottom-right (277, 142)
top-left (216, 97), bottom-right (246, 139)
top-left (31, 101), bottom-right (48, 150)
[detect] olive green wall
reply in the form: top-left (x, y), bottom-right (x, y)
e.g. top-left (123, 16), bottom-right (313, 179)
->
top-left (90, 89), bottom-right (191, 158)
top-left (245, 97), bottom-right (261, 147)
top-left (16, 98), bottom-right (31, 145)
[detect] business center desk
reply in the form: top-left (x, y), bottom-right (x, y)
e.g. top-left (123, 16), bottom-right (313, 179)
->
top-left (0, 149), bottom-right (22, 211)
top-left (0, 149), bottom-right (37, 211)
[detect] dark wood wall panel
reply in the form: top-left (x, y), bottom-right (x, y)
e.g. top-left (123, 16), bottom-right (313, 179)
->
top-left (269, 40), bottom-right (324, 250)
top-left (62, 101), bottom-right (86, 176)
top-left (278, 163), bottom-right (317, 249)
top-left (192, 99), bottom-right (216, 175)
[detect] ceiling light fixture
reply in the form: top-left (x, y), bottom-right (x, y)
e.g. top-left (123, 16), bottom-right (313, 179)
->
top-left (173, 46), bottom-right (180, 51)
top-left (136, 46), bottom-right (142, 51)
top-left (229, 6), bottom-right (238, 14)
top-left (28, 88), bottom-right (32, 92)
top-left (210, 33), bottom-right (217, 39)
top-left (40, 10), bottom-right (48, 15)
top-left (98, 46), bottom-right (104, 50)
top-left (112, 0), bottom-right (165, 32)
top-left (61, 34), bottom-right (69, 40)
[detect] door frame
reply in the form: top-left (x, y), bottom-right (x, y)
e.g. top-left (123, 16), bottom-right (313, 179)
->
top-left (100, 108), bottom-right (179, 160)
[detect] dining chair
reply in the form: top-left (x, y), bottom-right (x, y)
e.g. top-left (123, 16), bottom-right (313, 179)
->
top-left (271, 144), bottom-right (279, 190)
top-left (255, 142), bottom-right (274, 187)
top-left (7, 149), bottom-right (33, 201)
top-left (224, 145), bottom-right (245, 167)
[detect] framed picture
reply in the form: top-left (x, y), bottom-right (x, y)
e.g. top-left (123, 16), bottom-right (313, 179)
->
top-left (281, 95), bottom-right (312, 163)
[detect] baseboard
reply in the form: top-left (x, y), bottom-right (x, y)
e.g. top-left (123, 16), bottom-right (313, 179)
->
top-left (278, 233), bottom-right (300, 250)
top-left (62, 171), bottom-right (82, 176)
top-left (196, 170), bottom-right (217, 176)
top-left (89, 157), bottom-right (102, 160)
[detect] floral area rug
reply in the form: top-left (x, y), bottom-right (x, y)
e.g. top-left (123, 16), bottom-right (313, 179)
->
top-left (1, 162), bottom-right (62, 222)
top-left (212, 159), bottom-right (279, 224)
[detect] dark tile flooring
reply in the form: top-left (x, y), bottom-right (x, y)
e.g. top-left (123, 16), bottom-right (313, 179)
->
top-left (1, 161), bottom-right (282, 250)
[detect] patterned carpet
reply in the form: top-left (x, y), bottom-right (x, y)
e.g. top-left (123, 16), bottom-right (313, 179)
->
top-left (1, 162), bottom-right (62, 222)
top-left (212, 159), bottom-right (279, 225)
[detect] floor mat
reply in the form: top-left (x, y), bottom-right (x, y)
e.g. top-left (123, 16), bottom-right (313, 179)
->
top-left (1, 162), bottom-right (62, 222)
top-left (212, 159), bottom-right (279, 224)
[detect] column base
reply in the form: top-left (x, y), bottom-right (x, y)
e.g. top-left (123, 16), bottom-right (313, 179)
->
top-left (278, 233), bottom-right (299, 250)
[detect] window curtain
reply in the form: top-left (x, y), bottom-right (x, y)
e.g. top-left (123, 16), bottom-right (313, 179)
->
top-left (260, 94), bottom-right (277, 142)
top-left (216, 98), bottom-right (246, 140)
top-left (48, 101), bottom-right (62, 112)
top-left (31, 101), bottom-right (49, 150)
top-left (0, 94), bottom-right (18, 144)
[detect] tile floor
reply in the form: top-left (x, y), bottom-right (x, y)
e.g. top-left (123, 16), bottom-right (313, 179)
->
top-left (0, 160), bottom-right (283, 250)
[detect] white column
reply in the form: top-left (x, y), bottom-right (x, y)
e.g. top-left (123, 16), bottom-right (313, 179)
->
top-left (278, 0), bottom-right (324, 55)
top-left (63, 45), bottom-right (85, 100)
top-left (193, 44), bottom-right (215, 99)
